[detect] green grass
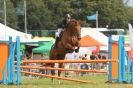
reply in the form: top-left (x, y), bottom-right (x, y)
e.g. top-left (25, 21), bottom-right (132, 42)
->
top-left (0, 74), bottom-right (133, 88)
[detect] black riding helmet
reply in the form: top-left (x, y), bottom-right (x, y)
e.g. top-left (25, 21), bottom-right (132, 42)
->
top-left (65, 14), bottom-right (71, 19)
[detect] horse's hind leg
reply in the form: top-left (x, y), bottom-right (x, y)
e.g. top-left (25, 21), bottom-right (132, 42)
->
top-left (58, 63), bottom-right (63, 84)
top-left (51, 63), bottom-right (55, 83)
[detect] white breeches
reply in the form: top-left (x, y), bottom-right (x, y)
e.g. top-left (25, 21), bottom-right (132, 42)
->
top-left (55, 28), bottom-right (63, 38)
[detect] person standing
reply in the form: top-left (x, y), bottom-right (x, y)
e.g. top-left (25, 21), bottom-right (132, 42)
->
top-left (80, 54), bottom-right (89, 77)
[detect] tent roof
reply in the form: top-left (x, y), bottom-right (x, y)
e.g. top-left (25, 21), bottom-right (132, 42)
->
top-left (32, 41), bottom-right (53, 54)
top-left (81, 27), bottom-right (108, 50)
top-left (81, 27), bottom-right (108, 46)
top-left (0, 23), bottom-right (32, 42)
top-left (33, 36), bottom-right (55, 43)
top-left (80, 35), bottom-right (104, 47)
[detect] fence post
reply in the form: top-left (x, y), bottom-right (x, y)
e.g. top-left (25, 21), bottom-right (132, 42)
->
top-left (120, 36), bottom-right (126, 82)
top-left (108, 36), bottom-right (112, 81)
top-left (16, 36), bottom-right (21, 84)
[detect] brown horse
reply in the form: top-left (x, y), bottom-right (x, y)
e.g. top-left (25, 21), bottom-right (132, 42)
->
top-left (49, 19), bottom-right (81, 83)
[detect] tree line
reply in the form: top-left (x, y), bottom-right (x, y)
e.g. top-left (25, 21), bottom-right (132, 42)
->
top-left (0, 0), bottom-right (133, 32)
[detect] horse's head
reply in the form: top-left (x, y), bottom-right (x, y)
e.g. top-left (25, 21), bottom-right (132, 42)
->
top-left (66, 19), bottom-right (81, 40)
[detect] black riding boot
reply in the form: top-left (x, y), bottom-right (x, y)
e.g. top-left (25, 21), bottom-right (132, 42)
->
top-left (59, 31), bottom-right (63, 40)
top-left (55, 37), bottom-right (59, 47)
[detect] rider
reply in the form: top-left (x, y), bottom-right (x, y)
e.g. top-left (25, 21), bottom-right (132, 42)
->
top-left (55, 14), bottom-right (72, 45)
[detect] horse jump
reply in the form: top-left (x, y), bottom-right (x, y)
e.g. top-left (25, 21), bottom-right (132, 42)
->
top-left (21, 36), bottom-right (133, 83)
top-left (1, 34), bottom-right (133, 85)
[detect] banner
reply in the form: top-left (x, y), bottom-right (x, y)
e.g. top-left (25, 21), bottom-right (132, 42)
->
top-left (128, 23), bottom-right (133, 60)
top-left (87, 14), bottom-right (96, 20)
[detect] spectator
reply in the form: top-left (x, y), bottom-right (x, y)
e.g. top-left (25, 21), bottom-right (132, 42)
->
top-left (102, 54), bottom-right (107, 69)
top-left (90, 52), bottom-right (98, 70)
top-left (90, 52), bottom-right (97, 60)
top-left (97, 52), bottom-right (102, 70)
top-left (80, 54), bottom-right (89, 77)
top-left (82, 54), bottom-right (87, 60)
top-left (97, 52), bottom-right (102, 59)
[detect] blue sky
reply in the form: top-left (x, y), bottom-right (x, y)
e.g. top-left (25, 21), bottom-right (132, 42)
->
top-left (127, 0), bottom-right (133, 7)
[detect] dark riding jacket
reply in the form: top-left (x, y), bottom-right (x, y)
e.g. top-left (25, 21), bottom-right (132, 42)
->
top-left (57, 19), bottom-right (68, 29)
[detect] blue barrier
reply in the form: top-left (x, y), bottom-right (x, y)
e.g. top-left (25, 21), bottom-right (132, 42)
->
top-left (108, 35), bottom-right (133, 83)
top-left (2, 36), bottom-right (21, 85)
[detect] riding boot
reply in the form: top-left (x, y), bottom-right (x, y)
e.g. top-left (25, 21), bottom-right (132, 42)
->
top-left (59, 31), bottom-right (63, 40)
top-left (55, 37), bottom-right (59, 47)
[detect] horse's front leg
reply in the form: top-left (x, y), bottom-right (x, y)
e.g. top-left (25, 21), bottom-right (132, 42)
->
top-left (75, 46), bottom-right (80, 53)
top-left (65, 43), bottom-right (75, 51)
top-left (75, 42), bottom-right (80, 53)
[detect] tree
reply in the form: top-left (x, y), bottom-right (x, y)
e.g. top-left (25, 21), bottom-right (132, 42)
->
top-left (4, 0), bottom-right (133, 33)
top-left (86, 0), bottom-right (131, 29)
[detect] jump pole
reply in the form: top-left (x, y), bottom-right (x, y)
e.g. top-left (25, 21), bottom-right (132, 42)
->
top-left (22, 59), bottom-right (116, 63)
top-left (21, 66), bottom-right (107, 73)
top-left (21, 71), bottom-right (95, 84)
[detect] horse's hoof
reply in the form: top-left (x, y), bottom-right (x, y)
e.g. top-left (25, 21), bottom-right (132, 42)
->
top-left (58, 80), bottom-right (61, 85)
top-left (66, 49), bottom-right (74, 53)
top-left (75, 49), bottom-right (79, 53)
top-left (51, 79), bottom-right (54, 84)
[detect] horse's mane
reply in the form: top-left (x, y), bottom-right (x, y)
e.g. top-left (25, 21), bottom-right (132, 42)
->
top-left (66, 19), bottom-right (80, 30)
top-left (64, 19), bottom-right (81, 37)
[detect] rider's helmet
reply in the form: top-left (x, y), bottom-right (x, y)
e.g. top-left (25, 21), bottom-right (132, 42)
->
top-left (65, 14), bottom-right (71, 19)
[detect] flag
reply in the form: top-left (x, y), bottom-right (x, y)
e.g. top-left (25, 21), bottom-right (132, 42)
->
top-left (14, 2), bottom-right (24, 15)
top-left (87, 14), bottom-right (96, 20)
top-left (87, 11), bottom-right (99, 28)
top-left (128, 23), bottom-right (133, 60)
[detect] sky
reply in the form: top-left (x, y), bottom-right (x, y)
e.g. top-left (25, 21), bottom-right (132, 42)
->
top-left (126, 0), bottom-right (133, 7)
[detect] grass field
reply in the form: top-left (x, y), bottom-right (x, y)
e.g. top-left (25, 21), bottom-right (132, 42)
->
top-left (0, 74), bottom-right (133, 88)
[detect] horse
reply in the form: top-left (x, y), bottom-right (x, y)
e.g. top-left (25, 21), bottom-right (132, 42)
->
top-left (48, 19), bottom-right (81, 83)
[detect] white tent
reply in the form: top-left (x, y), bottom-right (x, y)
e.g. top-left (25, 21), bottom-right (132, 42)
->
top-left (0, 23), bottom-right (32, 42)
top-left (81, 27), bottom-right (108, 50)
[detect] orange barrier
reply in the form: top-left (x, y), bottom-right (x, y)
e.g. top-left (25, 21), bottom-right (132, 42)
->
top-left (112, 42), bottom-right (118, 79)
top-left (21, 66), bottom-right (107, 73)
top-left (22, 59), bottom-right (117, 63)
top-left (21, 71), bottom-right (95, 84)
top-left (0, 43), bottom-right (8, 80)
